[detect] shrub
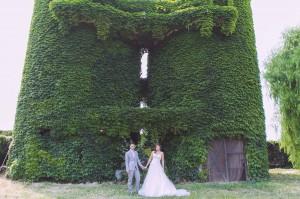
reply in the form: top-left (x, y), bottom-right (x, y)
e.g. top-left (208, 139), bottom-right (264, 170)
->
top-left (0, 135), bottom-right (12, 166)
top-left (0, 130), bottom-right (12, 136)
top-left (268, 141), bottom-right (292, 169)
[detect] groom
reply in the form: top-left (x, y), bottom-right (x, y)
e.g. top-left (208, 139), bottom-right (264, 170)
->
top-left (125, 143), bottom-right (145, 194)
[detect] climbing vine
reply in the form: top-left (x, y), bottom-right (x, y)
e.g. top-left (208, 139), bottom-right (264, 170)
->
top-left (49, 0), bottom-right (238, 44)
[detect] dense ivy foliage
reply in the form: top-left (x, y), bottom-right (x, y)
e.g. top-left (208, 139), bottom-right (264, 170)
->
top-left (49, 0), bottom-right (238, 45)
top-left (265, 27), bottom-right (300, 169)
top-left (7, 0), bottom-right (268, 182)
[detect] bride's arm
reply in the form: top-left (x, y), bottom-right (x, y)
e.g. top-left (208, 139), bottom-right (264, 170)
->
top-left (145, 151), bottom-right (154, 168)
top-left (161, 152), bottom-right (165, 170)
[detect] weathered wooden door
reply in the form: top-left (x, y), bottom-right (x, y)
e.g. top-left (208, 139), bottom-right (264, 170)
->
top-left (208, 139), bottom-right (247, 182)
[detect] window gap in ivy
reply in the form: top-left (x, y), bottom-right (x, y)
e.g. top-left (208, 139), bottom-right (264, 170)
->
top-left (139, 48), bottom-right (149, 108)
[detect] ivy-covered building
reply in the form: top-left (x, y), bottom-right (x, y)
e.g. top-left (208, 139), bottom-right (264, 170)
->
top-left (7, 0), bottom-right (269, 182)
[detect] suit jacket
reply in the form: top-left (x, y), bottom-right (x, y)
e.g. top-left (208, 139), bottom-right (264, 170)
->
top-left (125, 150), bottom-right (143, 172)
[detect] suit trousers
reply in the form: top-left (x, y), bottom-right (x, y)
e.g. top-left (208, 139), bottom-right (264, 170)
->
top-left (128, 168), bottom-right (140, 193)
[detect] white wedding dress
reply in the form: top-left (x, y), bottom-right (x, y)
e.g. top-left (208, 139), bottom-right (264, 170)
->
top-left (138, 153), bottom-right (190, 197)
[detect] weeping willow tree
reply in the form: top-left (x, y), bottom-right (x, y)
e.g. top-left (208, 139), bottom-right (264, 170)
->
top-left (265, 27), bottom-right (300, 168)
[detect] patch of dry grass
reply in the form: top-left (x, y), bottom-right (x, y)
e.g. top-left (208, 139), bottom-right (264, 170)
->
top-left (0, 174), bottom-right (50, 199)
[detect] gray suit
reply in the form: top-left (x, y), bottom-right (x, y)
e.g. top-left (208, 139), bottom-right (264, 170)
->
top-left (125, 150), bottom-right (143, 193)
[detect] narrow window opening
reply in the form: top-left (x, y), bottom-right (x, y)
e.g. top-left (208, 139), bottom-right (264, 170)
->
top-left (139, 48), bottom-right (149, 109)
top-left (140, 48), bottom-right (149, 79)
top-left (140, 97), bottom-right (148, 108)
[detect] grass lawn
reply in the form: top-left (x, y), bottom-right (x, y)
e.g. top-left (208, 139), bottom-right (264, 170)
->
top-left (0, 169), bottom-right (300, 199)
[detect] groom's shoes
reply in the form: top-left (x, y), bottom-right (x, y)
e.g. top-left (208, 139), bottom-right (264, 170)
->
top-left (129, 191), bottom-right (138, 196)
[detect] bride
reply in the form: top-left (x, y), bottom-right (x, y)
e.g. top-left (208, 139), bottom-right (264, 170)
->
top-left (138, 144), bottom-right (190, 197)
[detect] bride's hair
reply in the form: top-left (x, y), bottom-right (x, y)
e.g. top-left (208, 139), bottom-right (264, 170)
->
top-left (154, 144), bottom-right (162, 152)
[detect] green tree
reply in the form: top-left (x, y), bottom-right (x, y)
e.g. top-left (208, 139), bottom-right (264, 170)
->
top-left (265, 27), bottom-right (300, 168)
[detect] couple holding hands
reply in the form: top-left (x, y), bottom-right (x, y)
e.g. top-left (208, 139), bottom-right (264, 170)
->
top-left (125, 143), bottom-right (190, 197)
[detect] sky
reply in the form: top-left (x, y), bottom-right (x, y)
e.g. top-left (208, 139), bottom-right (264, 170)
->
top-left (1, 0), bottom-right (300, 141)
